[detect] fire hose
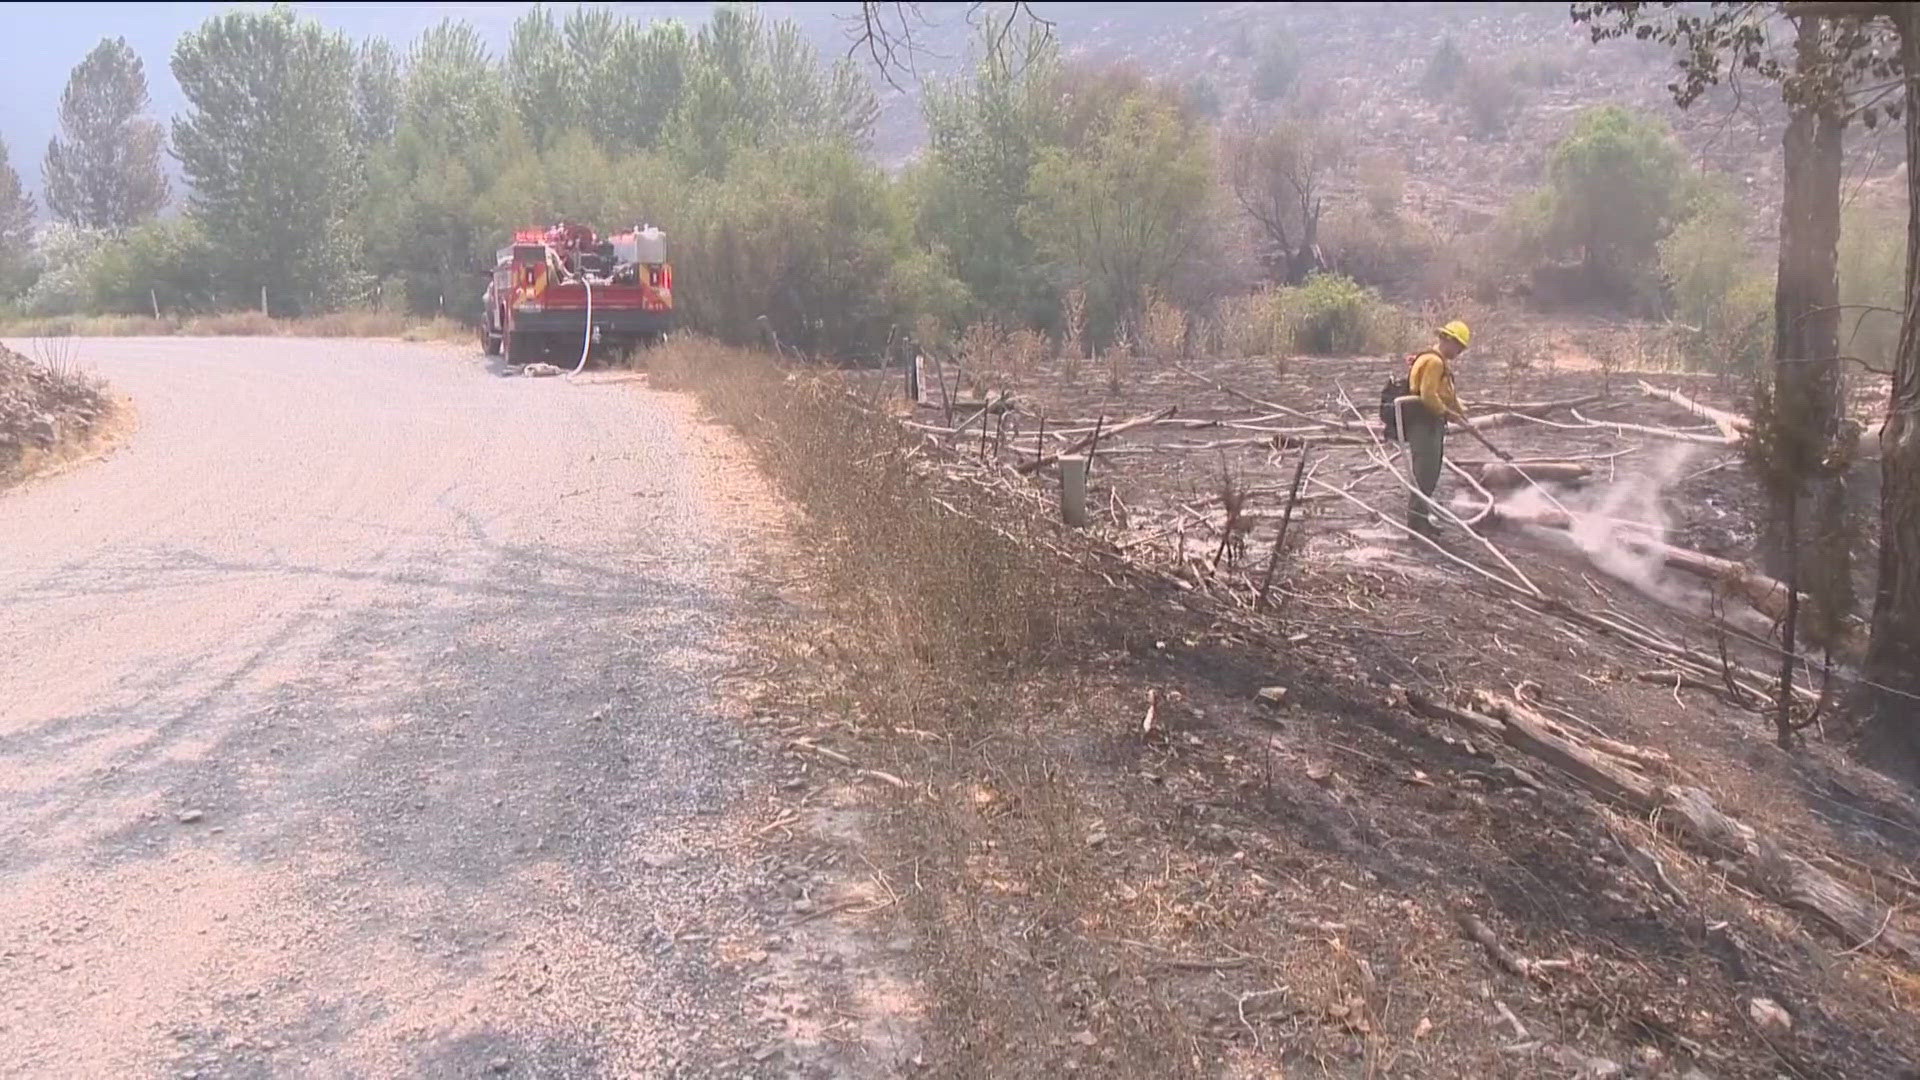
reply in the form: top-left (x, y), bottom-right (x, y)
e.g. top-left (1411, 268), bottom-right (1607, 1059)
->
top-left (568, 274), bottom-right (592, 378)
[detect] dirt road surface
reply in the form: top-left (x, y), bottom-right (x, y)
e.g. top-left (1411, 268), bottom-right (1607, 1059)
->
top-left (0, 339), bottom-right (911, 1078)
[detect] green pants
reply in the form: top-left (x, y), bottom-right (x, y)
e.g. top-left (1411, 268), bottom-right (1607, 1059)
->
top-left (1405, 408), bottom-right (1444, 533)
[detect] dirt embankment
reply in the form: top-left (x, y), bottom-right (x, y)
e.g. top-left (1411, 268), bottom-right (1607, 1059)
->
top-left (0, 340), bottom-right (116, 486)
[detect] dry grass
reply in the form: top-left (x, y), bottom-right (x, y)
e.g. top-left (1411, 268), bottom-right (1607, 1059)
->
top-left (0, 310), bottom-right (471, 342)
top-left (1060, 287), bottom-right (1088, 369)
top-left (673, 334), bottom-right (1920, 1077)
top-left (1217, 289), bottom-right (1289, 360)
top-left (1140, 292), bottom-right (1190, 360)
top-left (653, 335), bottom-right (1204, 1076)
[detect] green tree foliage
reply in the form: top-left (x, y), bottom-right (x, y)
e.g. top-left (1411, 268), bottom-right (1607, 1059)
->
top-left (618, 22), bottom-right (695, 151)
top-left (509, 8), bottom-right (694, 154)
top-left (915, 26), bottom-right (1062, 328)
top-left (353, 40), bottom-right (402, 156)
top-left (171, 6), bottom-right (359, 313)
top-left (673, 140), bottom-right (961, 357)
top-left (1659, 184), bottom-right (1750, 330)
top-left (43, 38), bottom-right (169, 231)
top-left (362, 20), bottom-right (504, 315)
top-left (402, 20), bottom-right (500, 152)
top-left (506, 6), bottom-right (572, 149)
top-left (1024, 93), bottom-right (1214, 343)
top-left (0, 137), bottom-right (35, 299)
top-left (1541, 105), bottom-right (1691, 303)
top-left (666, 7), bottom-right (876, 178)
top-left (1659, 188), bottom-right (1773, 371)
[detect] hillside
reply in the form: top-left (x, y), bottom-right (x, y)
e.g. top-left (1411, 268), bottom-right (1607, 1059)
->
top-left (846, 1), bottom-right (1901, 246)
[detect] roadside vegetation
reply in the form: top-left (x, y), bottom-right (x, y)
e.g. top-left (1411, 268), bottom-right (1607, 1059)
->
top-left (0, 4), bottom-right (1791, 377)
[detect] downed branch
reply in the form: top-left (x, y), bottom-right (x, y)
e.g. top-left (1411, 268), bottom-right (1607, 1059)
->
top-left (1638, 381), bottom-right (1749, 442)
top-left (1468, 394), bottom-right (1605, 431)
top-left (1569, 408), bottom-right (1734, 446)
top-left (1016, 407), bottom-right (1177, 474)
top-left (1484, 502), bottom-right (1787, 614)
top-left (1478, 461), bottom-right (1591, 489)
top-left (1455, 909), bottom-right (1541, 981)
top-left (1409, 692), bottom-right (1920, 964)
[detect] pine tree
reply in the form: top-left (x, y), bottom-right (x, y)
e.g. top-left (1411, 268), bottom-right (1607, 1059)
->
top-left (43, 37), bottom-right (168, 231)
top-left (0, 136), bottom-right (37, 297)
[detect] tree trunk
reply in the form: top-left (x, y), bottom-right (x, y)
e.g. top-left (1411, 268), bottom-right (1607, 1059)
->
top-left (1765, 19), bottom-right (1845, 590)
top-left (1862, 8), bottom-right (1920, 766)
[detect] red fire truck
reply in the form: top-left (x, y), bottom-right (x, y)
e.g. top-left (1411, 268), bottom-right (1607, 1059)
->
top-left (481, 223), bottom-right (674, 363)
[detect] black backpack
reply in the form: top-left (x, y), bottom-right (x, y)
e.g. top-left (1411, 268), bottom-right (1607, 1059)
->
top-left (1379, 354), bottom-right (1415, 441)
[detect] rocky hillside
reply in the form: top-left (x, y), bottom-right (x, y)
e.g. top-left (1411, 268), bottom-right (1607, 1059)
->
top-left (0, 342), bottom-right (110, 483)
top-left (841, 1), bottom-right (1902, 245)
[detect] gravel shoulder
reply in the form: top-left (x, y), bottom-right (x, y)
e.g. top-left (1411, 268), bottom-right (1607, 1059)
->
top-left (0, 338), bottom-right (917, 1078)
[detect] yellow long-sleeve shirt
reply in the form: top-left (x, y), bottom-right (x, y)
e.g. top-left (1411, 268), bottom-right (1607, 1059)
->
top-left (1409, 350), bottom-right (1462, 420)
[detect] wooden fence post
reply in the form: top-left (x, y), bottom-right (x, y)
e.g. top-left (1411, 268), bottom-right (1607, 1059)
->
top-left (1059, 454), bottom-right (1090, 528)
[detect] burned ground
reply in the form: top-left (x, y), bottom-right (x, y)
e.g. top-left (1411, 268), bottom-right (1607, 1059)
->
top-left (686, 332), bottom-right (1920, 1079)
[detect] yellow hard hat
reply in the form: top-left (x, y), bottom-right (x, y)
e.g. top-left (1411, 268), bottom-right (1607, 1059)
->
top-left (1438, 320), bottom-right (1471, 348)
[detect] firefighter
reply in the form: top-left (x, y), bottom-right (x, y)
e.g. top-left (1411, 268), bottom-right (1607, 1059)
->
top-left (1402, 320), bottom-right (1475, 537)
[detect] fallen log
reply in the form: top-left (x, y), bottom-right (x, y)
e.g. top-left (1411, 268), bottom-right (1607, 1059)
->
top-left (1410, 692), bottom-right (1920, 964)
top-left (1478, 694), bottom-right (1673, 774)
top-left (1659, 785), bottom-right (1920, 964)
top-left (1638, 381), bottom-right (1749, 442)
top-left (1409, 692), bottom-right (1656, 806)
top-left (1478, 461), bottom-right (1592, 489)
top-left (1480, 502), bottom-right (1796, 622)
top-left (1569, 409), bottom-right (1736, 446)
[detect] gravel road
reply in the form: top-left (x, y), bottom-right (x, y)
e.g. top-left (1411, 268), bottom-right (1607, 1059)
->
top-left (0, 339), bottom-right (914, 1078)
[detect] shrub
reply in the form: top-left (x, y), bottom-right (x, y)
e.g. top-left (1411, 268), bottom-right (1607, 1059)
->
top-left (1251, 29), bottom-right (1303, 101)
top-left (1658, 186), bottom-right (1751, 331)
top-left (1458, 61), bottom-right (1522, 138)
top-left (1422, 36), bottom-right (1466, 99)
top-left (955, 320), bottom-right (1007, 388)
top-left (88, 219), bottom-right (220, 316)
top-left (1059, 286), bottom-right (1088, 364)
top-left (1274, 272), bottom-right (1411, 355)
top-left (1682, 273), bottom-right (1773, 372)
top-left (21, 224), bottom-right (105, 317)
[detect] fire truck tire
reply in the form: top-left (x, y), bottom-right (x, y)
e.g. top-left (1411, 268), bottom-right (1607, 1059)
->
top-left (481, 327), bottom-right (503, 357)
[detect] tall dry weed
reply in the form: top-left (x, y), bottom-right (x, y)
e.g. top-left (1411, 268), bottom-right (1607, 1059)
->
top-left (1141, 290), bottom-right (1189, 359)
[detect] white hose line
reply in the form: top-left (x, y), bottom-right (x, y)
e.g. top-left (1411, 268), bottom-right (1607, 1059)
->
top-left (569, 275), bottom-right (593, 378)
